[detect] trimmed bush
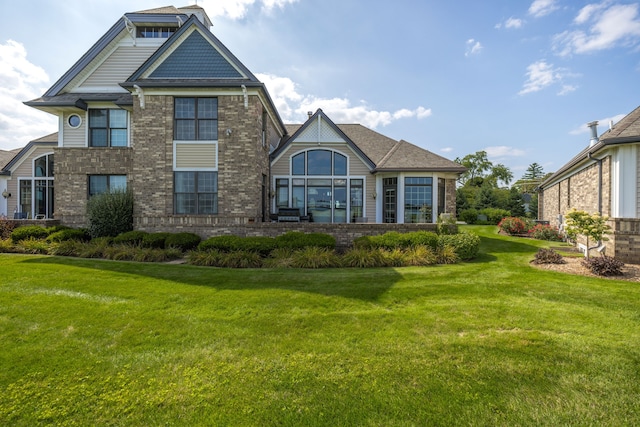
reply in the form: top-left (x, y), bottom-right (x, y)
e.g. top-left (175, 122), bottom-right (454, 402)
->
top-left (86, 190), bottom-right (134, 238)
top-left (437, 232), bottom-right (480, 260)
top-left (46, 228), bottom-right (90, 243)
top-left (198, 235), bottom-right (243, 252)
top-left (11, 225), bottom-right (49, 243)
top-left (528, 224), bottom-right (563, 241)
top-left (498, 217), bottom-right (529, 235)
top-left (479, 208), bottom-right (511, 225)
top-left (531, 248), bottom-right (566, 265)
top-left (142, 232), bottom-right (173, 249)
top-left (165, 232), bottom-right (201, 251)
top-left (459, 209), bottom-right (479, 225)
top-left (237, 236), bottom-right (277, 256)
top-left (581, 255), bottom-right (624, 276)
top-left (275, 232), bottom-right (336, 250)
top-left (113, 230), bottom-right (149, 246)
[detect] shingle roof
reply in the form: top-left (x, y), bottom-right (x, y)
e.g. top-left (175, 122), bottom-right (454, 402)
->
top-left (134, 6), bottom-right (182, 14)
top-left (1, 133), bottom-right (58, 174)
top-left (282, 119), bottom-right (465, 173)
top-left (539, 104), bottom-right (640, 189)
top-left (0, 148), bottom-right (22, 169)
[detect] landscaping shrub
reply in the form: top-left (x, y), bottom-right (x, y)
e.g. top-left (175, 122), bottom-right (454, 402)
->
top-left (113, 230), bottom-right (148, 246)
top-left (187, 249), bottom-right (223, 267)
top-left (498, 217), bottom-right (529, 235)
top-left (437, 245), bottom-right (460, 265)
top-left (237, 236), bottom-right (277, 256)
top-left (352, 236), bottom-right (374, 249)
top-left (479, 208), bottom-right (511, 225)
top-left (77, 239), bottom-right (111, 259)
top-left (198, 235), bottom-right (243, 252)
top-left (0, 219), bottom-right (18, 239)
top-left (459, 209), bottom-right (478, 225)
top-left (86, 190), bottom-right (134, 238)
top-left (341, 248), bottom-right (387, 268)
top-left (46, 228), bottom-right (90, 243)
top-left (142, 232), bottom-right (173, 249)
top-left (275, 231), bottom-right (336, 250)
top-left (407, 231), bottom-right (439, 249)
top-left (436, 213), bottom-right (457, 235)
top-left (49, 240), bottom-right (83, 257)
top-left (437, 232), bottom-right (480, 260)
top-left (528, 224), bottom-right (563, 241)
top-left (132, 247), bottom-right (182, 263)
top-left (403, 245), bottom-right (438, 266)
top-left (165, 232), bottom-right (201, 251)
top-left (531, 248), bottom-right (566, 265)
top-left (263, 248), bottom-right (295, 268)
top-left (290, 247), bottom-right (340, 268)
top-left (45, 225), bottom-right (71, 234)
top-left (581, 255), bottom-right (624, 276)
top-left (219, 251), bottom-right (263, 268)
top-left (17, 237), bottom-right (50, 254)
top-left (11, 225), bottom-right (49, 243)
top-left (0, 238), bottom-right (16, 253)
top-left (381, 248), bottom-right (407, 267)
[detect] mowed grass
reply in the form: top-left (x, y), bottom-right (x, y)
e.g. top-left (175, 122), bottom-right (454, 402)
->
top-left (1, 226), bottom-right (639, 426)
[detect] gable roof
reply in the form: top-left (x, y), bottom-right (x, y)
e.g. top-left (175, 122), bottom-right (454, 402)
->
top-left (275, 110), bottom-right (376, 169)
top-left (1, 133), bottom-right (58, 175)
top-left (0, 148), bottom-right (22, 170)
top-left (123, 14), bottom-right (258, 85)
top-left (539, 104), bottom-right (640, 189)
top-left (276, 110), bottom-right (465, 174)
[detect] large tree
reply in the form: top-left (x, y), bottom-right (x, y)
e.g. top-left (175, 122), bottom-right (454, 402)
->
top-left (513, 163), bottom-right (546, 193)
top-left (454, 151), bottom-right (492, 186)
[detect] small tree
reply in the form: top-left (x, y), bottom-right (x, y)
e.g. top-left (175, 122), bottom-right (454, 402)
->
top-left (86, 190), bottom-right (134, 238)
top-left (564, 209), bottom-right (610, 259)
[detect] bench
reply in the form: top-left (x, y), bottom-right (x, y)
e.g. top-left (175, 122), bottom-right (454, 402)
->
top-left (277, 208), bottom-right (301, 222)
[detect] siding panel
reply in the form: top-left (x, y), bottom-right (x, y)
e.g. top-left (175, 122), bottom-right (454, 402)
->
top-left (175, 143), bottom-right (217, 169)
top-left (80, 46), bottom-right (158, 89)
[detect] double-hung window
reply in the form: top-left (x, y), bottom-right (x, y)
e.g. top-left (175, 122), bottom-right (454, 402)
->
top-left (88, 175), bottom-right (127, 197)
top-left (89, 109), bottom-right (128, 147)
top-left (174, 171), bottom-right (217, 214)
top-left (174, 98), bottom-right (218, 140)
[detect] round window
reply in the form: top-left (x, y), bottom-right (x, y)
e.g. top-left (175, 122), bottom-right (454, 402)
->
top-left (68, 114), bottom-right (82, 128)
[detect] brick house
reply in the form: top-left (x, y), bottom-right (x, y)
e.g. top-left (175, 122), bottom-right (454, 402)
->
top-left (538, 105), bottom-right (640, 263)
top-left (3, 5), bottom-right (464, 235)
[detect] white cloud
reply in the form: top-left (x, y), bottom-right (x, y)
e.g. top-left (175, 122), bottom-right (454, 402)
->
top-left (496, 17), bottom-right (524, 29)
top-left (528, 0), bottom-right (559, 18)
top-left (553, 3), bottom-right (640, 56)
top-left (465, 39), bottom-right (483, 56)
top-left (440, 147), bottom-right (454, 153)
top-left (257, 73), bottom-right (431, 128)
top-left (200, 0), bottom-right (298, 19)
top-left (568, 113), bottom-right (626, 135)
top-left (519, 60), bottom-right (574, 95)
top-left (0, 40), bottom-right (57, 150)
top-left (485, 146), bottom-right (527, 158)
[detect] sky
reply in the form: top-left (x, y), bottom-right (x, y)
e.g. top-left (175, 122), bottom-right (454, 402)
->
top-left (1, 0), bottom-right (640, 180)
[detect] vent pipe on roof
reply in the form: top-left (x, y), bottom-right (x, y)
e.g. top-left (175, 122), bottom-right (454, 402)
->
top-left (587, 121), bottom-right (599, 147)
top-left (307, 111), bottom-right (313, 119)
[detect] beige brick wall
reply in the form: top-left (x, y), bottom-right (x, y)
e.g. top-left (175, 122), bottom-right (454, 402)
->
top-left (54, 147), bottom-right (133, 227)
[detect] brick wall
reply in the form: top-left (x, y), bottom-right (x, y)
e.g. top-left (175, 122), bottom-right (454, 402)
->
top-left (445, 178), bottom-right (457, 217)
top-left (608, 218), bottom-right (640, 263)
top-left (54, 147), bottom-right (133, 227)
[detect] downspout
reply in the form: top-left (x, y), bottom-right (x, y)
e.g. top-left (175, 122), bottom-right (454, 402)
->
top-left (586, 121), bottom-right (605, 255)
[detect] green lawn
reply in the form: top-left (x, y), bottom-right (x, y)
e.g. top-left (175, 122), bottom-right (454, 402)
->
top-left (1, 226), bottom-right (639, 426)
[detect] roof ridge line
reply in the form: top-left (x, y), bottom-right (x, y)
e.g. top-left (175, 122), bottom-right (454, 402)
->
top-left (377, 139), bottom-right (403, 168)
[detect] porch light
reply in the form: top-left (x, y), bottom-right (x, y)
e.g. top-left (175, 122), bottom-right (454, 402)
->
top-left (1, 189), bottom-right (10, 198)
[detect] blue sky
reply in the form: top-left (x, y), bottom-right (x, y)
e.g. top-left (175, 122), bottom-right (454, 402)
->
top-left (1, 0), bottom-right (639, 180)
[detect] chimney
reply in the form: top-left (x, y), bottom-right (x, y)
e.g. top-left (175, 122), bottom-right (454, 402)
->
top-left (307, 111), bottom-right (313, 120)
top-left (587, 121), bottom-right (599, 147)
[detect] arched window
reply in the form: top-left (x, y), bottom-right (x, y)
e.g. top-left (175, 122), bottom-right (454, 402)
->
top-left (276, 149), bottom-right (362, 223)
top-left (18, 154), bottom-right (54, 219)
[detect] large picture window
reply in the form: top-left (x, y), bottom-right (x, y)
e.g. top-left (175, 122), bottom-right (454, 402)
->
top-left (404, 177), bottom-right (433, 223)
top-left (174, 98), bottom-right (218, 140)
top-left (89, 175), bottom-right (127, 197)
top-left (174, 171), bottom-right (218, 214)
top-left (89, 109), bottom-right (128, 147)
top-left (18, 154), bottom-right (54, 219)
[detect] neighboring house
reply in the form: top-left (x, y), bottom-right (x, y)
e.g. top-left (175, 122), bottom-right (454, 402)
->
top-left (538, 105), bottom-right (640, 263)
top-left (14, 5), bottom-right (463, 236)
top-left (0, 135), bottom-right (56, 219)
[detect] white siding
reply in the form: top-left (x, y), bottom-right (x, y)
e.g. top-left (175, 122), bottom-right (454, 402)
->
top-left (62, 113), bottom-right (86, 147)
top-left (79, 46), bottom-right (158, 90)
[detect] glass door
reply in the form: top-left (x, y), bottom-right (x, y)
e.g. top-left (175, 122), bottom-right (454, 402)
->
top-left (383, 178), bottom-right (397, 223)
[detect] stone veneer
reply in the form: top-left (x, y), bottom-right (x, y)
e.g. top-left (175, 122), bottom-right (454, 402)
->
top-left (444, 178), bottom-right (457, 218)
